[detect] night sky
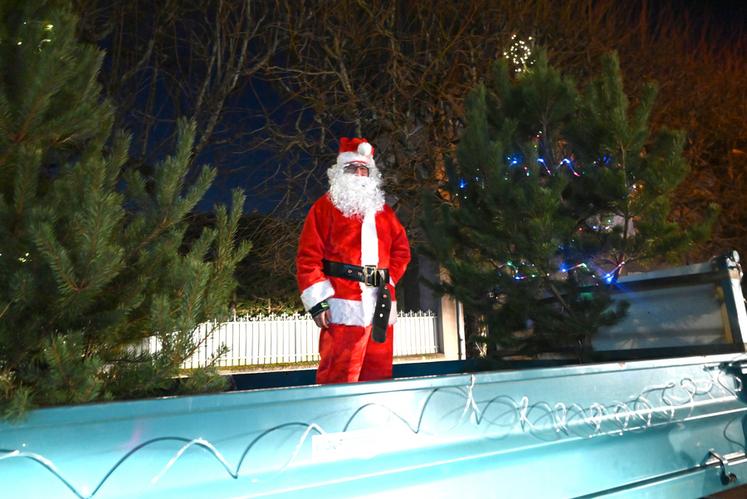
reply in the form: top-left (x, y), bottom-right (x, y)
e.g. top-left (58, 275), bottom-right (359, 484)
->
top-left (116, 0), bottom-right (745, 215)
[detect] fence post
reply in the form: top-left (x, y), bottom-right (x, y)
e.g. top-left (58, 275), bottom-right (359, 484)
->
top-left (439, 296), bottom-right (465, 360)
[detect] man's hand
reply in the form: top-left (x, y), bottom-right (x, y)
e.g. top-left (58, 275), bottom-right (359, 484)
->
top-left (313, 310), bottom-right (330, 329)
top-left (309, 300), bottom-right (331, 329)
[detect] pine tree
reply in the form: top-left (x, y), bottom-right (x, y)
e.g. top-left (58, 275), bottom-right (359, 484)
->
top-left (423, 51), bottom-right (714, 359)
top-left (0, 0), bottom-right (251, 418)
top-left (565, 54), bottom-right (718, 273)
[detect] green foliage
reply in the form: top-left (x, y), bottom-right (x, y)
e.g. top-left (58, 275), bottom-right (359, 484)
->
top-left (565, 54), bottom-right (718, 265)
top-left (0, 0), bottom-right (250, 418)
top-left (182, 212), bottom-right (301, 317)
top-left (423, 51), bottom-right (710, 359)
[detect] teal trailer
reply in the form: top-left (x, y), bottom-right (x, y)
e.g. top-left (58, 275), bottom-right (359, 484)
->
top-left (2, 355), bottom-right (747, 498)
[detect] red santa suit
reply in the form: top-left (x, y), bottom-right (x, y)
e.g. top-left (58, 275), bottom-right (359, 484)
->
top-left (296, 138), bottom-right (410, 384)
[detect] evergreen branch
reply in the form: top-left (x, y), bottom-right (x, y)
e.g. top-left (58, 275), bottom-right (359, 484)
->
top-left (46, 337), bottom-right (77, 402)
top-left (11, 93), bottom-right (45, 145)
top-left (0, 302), bottom-right (10, 321)
top-left (7, 32), bottom-right (76, 153)
top-left (125, 218), bottom-right (172, 262)
top-left (33, 223), bottom-right (81, 294)
top-left (546, 281), bottom-right (571, 315)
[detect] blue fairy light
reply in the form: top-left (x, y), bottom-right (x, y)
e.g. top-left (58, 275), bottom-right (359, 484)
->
top-left (506, 153), bottom-right (523, 167)
top-left (561, 157), bottom-right (581, 177)
top-left (537, 157), bottom-right (551, 175)
top-left (458, 178), bottom-right (467, 189)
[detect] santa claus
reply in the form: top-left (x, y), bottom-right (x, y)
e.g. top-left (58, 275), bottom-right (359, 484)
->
top-left (296, 137), bottom-right (411, 384)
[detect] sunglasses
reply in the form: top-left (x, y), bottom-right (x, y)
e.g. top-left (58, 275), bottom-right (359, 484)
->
top-left (343, 162), bottom-right (370, 175)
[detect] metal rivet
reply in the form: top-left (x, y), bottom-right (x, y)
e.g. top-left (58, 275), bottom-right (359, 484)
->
top-left (379, 313), bottom-right (384, 317)
top-left (347, 269), bottom-right (352, 274)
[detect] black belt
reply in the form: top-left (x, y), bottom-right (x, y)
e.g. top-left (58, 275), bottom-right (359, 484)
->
top-left (322, 260), bottom-right (392, 343)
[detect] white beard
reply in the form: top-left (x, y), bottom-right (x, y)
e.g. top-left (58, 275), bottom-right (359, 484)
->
top-left (328, 165), bottom-right (385, 218)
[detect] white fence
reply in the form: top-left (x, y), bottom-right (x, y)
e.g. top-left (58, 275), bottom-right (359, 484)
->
top-left (143, 311), bottom-right (440, 369)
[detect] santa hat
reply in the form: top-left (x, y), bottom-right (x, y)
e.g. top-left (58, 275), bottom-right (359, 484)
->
top-left (337, 137), bottom-right (375, 169)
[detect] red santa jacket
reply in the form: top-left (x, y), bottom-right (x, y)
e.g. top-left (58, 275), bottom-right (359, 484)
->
top-left (296, 194), bottom-right (411, 326)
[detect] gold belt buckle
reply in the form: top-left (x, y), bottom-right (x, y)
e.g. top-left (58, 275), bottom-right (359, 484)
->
top-left (363, 265), bottom-right (378, 286)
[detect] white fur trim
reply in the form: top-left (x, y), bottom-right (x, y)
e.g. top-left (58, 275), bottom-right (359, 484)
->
top-left (360, 211), bottom-right (378, 266)
top-left (359, 210), bottom-right (379, 324)
top-left (328, 298), bottom-right (398, 326)
top-left (300, 279), bottom-right (335, 311)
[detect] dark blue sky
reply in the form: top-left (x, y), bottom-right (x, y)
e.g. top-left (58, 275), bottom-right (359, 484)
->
top-left (109, 0), bottom-right (744, 216)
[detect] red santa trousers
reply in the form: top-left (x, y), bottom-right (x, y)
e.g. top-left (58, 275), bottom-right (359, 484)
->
top-left (316, 324), bottom-right (394, 383)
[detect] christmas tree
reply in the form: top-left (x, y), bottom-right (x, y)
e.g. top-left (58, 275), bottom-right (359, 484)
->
top-left (0, 0), bottom-right (250, 418)
top-left (423, 51), bottom-right (715, 359)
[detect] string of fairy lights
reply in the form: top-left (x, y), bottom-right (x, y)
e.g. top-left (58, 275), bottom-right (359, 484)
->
top-left (455, 144), bottom-right (633, 285)
top-left (0, 19), bottom-right (55, 49)
top-left (503, 33), bottom-right (535, 73)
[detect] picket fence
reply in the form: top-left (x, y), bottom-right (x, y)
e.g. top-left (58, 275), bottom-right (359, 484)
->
top-left (142, 311), bottom-right (440, 369)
